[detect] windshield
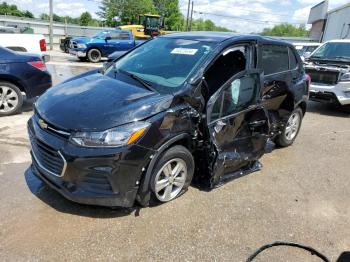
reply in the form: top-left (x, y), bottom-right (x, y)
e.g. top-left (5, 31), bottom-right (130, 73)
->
top-left (92, 31), bottom-right (109, 39)
top-left (105, 37), bottom-right (214, 93)
top-left (310, 42), bottom-right (350, 60)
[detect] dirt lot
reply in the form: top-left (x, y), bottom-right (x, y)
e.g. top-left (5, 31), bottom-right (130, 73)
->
top-left (1, 53), bottom-right (350, 261)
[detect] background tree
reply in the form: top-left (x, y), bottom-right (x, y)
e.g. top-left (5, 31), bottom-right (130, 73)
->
top-left (0, 2), bottom-right (34, 18)
top-left (191, 18), bottom-right (231, 32)
top-left (261, 23), bottom-right (309, 37)
top-left (153, 0), bottom-right (183, 30)
top-left (97, 0), bottom-right (155, 27)
top-left (80, 11), bottom-right (93, 26)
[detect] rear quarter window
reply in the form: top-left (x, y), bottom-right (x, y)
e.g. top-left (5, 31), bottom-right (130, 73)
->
top-left (262, 45), bottom-right (289, 75)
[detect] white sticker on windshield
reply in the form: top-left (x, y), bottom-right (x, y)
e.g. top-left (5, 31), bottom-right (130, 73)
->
top-left (171, 48), bottom-right (198, 55)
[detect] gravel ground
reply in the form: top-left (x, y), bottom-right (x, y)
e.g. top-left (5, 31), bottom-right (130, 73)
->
top-left (1, 55), bottom-right (350, 261)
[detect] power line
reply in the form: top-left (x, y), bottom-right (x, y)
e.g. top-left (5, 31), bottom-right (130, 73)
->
top-left (192, 10), bottom-right (304, 25)
top-left (200, 2), bottom-right (289, 17)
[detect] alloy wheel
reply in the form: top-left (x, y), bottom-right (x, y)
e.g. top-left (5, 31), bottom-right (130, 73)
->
top-left (0, 86), bottom-right (19, 113)
top-left (285, 112), bottom-right (301, 141)
top-left (154, 158), bottom-right (187, 202)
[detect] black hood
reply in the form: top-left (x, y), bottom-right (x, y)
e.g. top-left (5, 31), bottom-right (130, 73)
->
top-left (36, 73), bottom-right (173, 131)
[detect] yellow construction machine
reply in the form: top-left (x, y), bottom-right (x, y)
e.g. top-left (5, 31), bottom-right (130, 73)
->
top-left (118, 14), bottom-right (165, 40)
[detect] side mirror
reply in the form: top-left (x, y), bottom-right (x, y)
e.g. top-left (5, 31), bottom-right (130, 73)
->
top-left (103, 62), bottom-right (112, 72)
top-left (105, 36), bottom-right (112, 41)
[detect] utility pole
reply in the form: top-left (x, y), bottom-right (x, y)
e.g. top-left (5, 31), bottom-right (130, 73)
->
top-left (49, 0), bottom-right (53, 50)
top-left (185, 0), bottom-right (191, 31)
top-left (189, 1), bottom-right (194, 32)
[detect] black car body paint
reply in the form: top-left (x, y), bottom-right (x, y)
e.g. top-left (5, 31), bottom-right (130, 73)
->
top-left (28, 33), bottom-right (309, 207)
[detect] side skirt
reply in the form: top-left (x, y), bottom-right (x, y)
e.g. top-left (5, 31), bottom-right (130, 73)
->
top-left (213, 160), bottom-right (262, 188)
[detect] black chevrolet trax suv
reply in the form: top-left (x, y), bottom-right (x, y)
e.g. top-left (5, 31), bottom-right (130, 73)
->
top-left (28, 33), bottom-right (309, 207)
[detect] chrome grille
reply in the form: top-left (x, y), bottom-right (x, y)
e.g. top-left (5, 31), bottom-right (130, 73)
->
top-left (70, 41), bottom-right (78, 48)
top-left (30, 136), bottom-right (66, 177)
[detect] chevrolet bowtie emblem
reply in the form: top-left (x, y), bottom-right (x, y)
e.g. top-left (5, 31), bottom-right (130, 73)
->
top-left (38, 119), bottom-right (48, 129)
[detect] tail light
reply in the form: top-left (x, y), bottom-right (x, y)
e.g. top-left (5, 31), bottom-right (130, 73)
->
top-left (40, 39), bottom-right (47, 52)
top-left (28, 61), bottom-right (46, 71)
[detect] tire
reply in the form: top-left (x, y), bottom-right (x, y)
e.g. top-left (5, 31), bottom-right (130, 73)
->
top-left (0, 81), bottom-right (23, 116)
top-left (149, 145), bottom-right (194, 205)
top-left (275, 107), bottom-right (303, 147)
top-left (87, 48), bottom-right (102, 63)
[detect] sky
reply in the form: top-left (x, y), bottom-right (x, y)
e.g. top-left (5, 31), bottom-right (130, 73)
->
top-left (4, 0), bottom-right (350, 33)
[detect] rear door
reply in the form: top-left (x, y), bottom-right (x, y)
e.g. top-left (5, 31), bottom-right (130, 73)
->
top-left (260, 44), bottom-right (291, 112)
top-left (118, 31), bottom-right (134, 51)
top-left (207, 70), bottom-right (269, 186)
top-left (108, 31), bottom-right (133, 52)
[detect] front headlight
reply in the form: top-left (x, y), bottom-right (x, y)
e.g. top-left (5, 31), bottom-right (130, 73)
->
top-left (77, 43), bottom-right (87, 49)
top-left (71, 122), bottom-right (150, 147)
top-left (340, 73), bottom-right (350, 82)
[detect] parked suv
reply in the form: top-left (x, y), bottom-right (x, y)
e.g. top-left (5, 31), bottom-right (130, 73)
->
top-left (28, 33), bottom-right (309, 207)
top-left (305, 40), bottom-right (350, 107)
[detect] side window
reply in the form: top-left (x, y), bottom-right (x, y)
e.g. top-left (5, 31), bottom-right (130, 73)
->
top-left (262, 45), bottom-right (289, 75)
top-left (211, 74), bottom-right (260, 122)
top-left (120, 32), bottom-right (131, 40)
top-left (204, 45), bottom-right (248, 98)
top-left (110, 32), bottom-right (122, 40)
top-left (288, 47), bottom-right (299, 70)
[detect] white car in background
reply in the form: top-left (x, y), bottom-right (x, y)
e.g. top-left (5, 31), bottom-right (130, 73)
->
top-left (0, 34), bottom-right (49, 61)
top-left (293, 42), bottom-right (321, 61)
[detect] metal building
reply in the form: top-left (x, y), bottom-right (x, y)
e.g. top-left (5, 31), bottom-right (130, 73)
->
top-left (308, 1), bottom-right (350, 42)
top-left (323, 3), bottom-right (350, 41)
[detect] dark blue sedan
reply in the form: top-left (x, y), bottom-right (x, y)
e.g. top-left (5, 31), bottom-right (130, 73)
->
top-left (0, 47), bottom-right (52, 116)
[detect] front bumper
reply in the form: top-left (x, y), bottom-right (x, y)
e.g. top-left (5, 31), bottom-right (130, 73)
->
top-left (69, 48), bottom-right (87, 58)
top-left (27, 116), bottom-right (154, 207)
top-left (309, 82), bottom-right (350, 105)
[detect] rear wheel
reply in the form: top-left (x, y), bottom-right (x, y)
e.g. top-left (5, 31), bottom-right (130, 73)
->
top-left (149, 145), bottom-right (194, 204)
top-left (87, 48), bottom-right (102, 63)
top-left (275, 108), bottom-right (303, 147)
top-left (0, 81), bottom-right (23, 116)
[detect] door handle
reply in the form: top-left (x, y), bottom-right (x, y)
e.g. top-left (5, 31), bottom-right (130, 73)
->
top-left (249, 120), bottom-right (266, 128)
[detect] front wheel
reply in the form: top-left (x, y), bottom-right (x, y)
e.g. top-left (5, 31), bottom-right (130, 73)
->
top-left (87, 48), bottom-right (102, 63)
top-left (275, 108), bottom-right (303, 147)
top-left (149, 145), bottom-right (194, 204)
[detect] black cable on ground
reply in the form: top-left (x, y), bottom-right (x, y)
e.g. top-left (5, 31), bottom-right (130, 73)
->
top-left (246, 241), bottom-right (330, 262)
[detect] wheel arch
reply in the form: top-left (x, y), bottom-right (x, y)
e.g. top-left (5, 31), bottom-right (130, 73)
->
top-left (86, 46), bottom-right (104, 58)
top-left (136, 133), bottom-right (193, 206)
top-left (296, 100), bottom-right (307, 115)
top-left (0, 75), bottom-right (27, 94)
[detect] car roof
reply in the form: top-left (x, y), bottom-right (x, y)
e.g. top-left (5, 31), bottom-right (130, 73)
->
top-left (103, 29), bottom-right (130, 33)
top-left (162, 31), bottom-right (293, 46)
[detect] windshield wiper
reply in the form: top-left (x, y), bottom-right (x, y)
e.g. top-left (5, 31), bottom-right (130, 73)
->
top-left (116, 68), bottom-right (156, 92)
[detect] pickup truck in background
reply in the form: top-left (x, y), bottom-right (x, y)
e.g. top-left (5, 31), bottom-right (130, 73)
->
top-left (0, 34), bottom-right (49, 62)
top-left (69, 30), bottom-right (143, 63)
